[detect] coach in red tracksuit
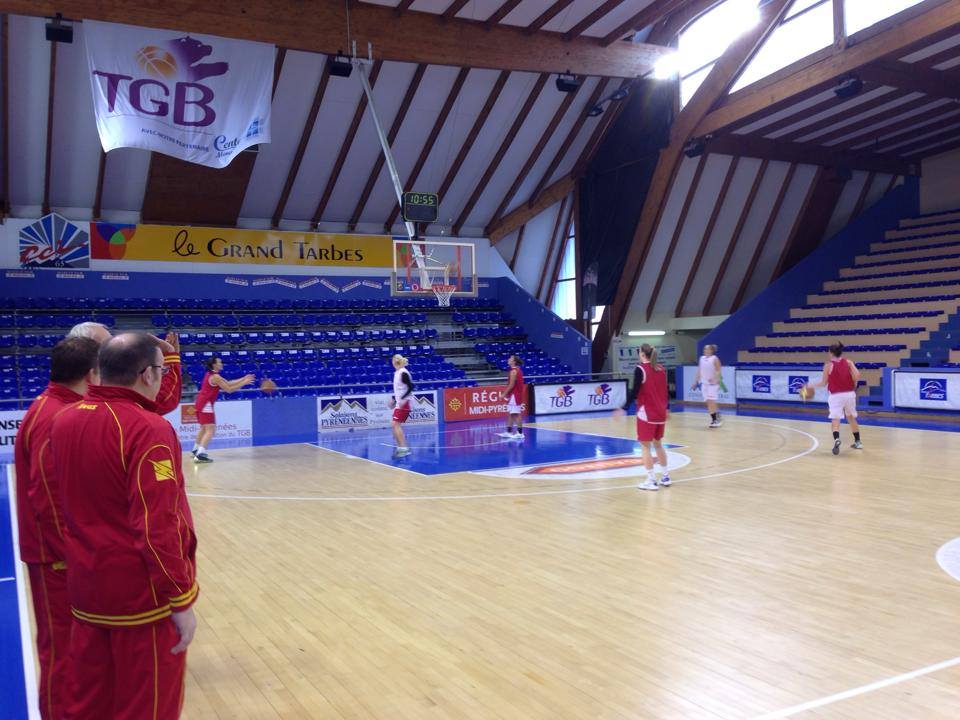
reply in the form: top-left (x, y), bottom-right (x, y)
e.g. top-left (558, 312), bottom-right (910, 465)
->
top-left (67, 322), bottom-right (183, 414)
top-left (13, 337), bottom-right (100, 720)
top-left (52, 333), bottom-right (198, 719)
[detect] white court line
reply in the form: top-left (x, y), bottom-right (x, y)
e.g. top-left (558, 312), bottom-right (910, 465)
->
top-left (5, 466), bottom-right (41, 720)
top-left (751, 655), bottom-right (960, 720)
top-left (0, 576), bottom-right (15, 583)
top-left (187, 419), bottom-right (819, 502)
top-left (300, 442), bottom-right (428, 477)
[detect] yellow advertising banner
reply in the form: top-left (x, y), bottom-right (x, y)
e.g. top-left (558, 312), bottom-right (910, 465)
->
top-left (90, 222), bottom-right (394, 268)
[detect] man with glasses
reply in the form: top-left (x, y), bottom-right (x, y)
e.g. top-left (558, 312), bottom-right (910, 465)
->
top-left (52, 333), bottom-right (198, 719)
top-left (68, 321), bottom-right (183, 415)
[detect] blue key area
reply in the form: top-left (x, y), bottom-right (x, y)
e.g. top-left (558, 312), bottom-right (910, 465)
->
top-left (314, 421), bottom-right (673, 475)
top-left (0, 467), bottom-right (29, 720)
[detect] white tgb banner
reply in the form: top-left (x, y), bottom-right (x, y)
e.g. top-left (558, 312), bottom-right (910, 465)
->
top-left (84, 21), bottom-right (273, 168)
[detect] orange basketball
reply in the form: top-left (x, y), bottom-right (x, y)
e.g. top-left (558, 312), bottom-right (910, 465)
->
top-left (260, 378), bottom-right (278, 394)
top-left (798, 384), bottom-right (814, 401)
top-left (135, 45), bottom-right (178, 79)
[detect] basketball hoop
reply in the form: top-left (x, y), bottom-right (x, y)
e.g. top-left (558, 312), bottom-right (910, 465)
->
top-left (432, 284), bottom-right (456, 307)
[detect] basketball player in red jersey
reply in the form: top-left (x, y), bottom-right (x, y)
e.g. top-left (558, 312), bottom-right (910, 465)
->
top-left (498, 355), bottom-right (525, 440)
top-left (191, 356), bottom-right (255, 463)
top-left (13, 337), bottom-right (100, 720)
top-left (631, 344), bottom-right (671, 491)
top-left (812, 342), bottom-right (862, 455)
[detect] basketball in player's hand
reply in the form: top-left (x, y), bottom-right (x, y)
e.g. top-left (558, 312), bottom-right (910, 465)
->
top-left (798, 383), bottom-right (814, 401)
top-left (260, 378), bottom-right (277, 395)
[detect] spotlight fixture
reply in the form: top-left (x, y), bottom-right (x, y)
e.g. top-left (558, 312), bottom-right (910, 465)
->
top-left (555, 71), bottom-right (580, 93)
top-left (586, 85), bottom-right (633, 117)
top-left (45, 13), bottom-right (73, 43)
top-left (834, 75), bottom-right (863, 99)
top-left (683, 137), bottom-right (707, 158)
top-left (327, 51), bottom-right (353, 78)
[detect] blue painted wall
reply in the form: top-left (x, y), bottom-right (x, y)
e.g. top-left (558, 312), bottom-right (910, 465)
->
top-left (496, 278), bottom-right (591, 375)
top-left (701, 178), bottom-right (921, 364)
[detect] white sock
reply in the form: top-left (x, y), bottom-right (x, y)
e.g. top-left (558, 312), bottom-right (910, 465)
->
top-left (646, 471), bottom-right (656, 483)
top-left (196, 446), bottom-right (206, 455)
top-left (657, 463), bottom-right (668, 475)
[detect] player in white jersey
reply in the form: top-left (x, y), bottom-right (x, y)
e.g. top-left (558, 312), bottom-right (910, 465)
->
top-left (390, 354), bottom-right (414, 457)
top-left (691, 344), bottom-right (723, 428)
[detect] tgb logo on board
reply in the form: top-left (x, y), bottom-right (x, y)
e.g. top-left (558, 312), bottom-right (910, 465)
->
top-left (919, 378), bottom-right (948, 401)
top-left (588, 383), bottom-right (614, 407)
top-left (788, 376), bottom-right (810, 395)
top-left (752, 375), bottom-right (772, 394)
top-left (84, 20), bottom-right (274, 167)
top-left (550, 385), bottom-right (576, 409)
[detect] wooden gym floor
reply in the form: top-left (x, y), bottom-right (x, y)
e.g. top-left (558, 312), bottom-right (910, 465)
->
top-left (32, 413), bottom-right (960, 718)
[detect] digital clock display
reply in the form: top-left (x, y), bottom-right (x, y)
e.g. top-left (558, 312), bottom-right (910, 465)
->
top-left (402, 192), bottom-right (439, 223)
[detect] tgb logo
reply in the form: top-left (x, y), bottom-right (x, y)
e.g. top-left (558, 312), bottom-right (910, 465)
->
top-left (588, 383), bottom-right (613, 406)
top-left (919, 378), bottom-right (947, 401)
top-left (550, 385), bottom-right (576, 408)
top-left (788, 376), bottom-right (809, 395)
top-left (752, 375), bottom-right (772, 394)
top-left (93, 35), bottom-right (229, 128)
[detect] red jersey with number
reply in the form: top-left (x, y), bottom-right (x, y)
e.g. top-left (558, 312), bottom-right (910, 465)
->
top-left (194, 371), bottom-right (220, 413)
top-left (635, 362), bottom-right (668, 424)
top-left (51, 385), bottom-right (198, 627)
top-left (13, 382), bottom-right (82, 565)
top-left (827, 358), bottom-right (855, 394)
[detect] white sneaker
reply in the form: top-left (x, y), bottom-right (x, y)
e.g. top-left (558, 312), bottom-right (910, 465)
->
top-left (511, 432), bottom-right (524, 440)
top-left (394, 447), bottom-right (411, 457)
top-left (497, 431), bottom-right (515, 438)
top-left (659, 475), bottom-right (672, 487)
top-left (713, 417), bottom-right (723, 427)
top-left (637, 480), bottom-right (659, 491)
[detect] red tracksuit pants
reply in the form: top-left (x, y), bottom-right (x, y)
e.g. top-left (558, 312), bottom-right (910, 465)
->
top-left (28, 563), bottom-right (71, 720)
top-left (65, 618), bottom-right (187, 720)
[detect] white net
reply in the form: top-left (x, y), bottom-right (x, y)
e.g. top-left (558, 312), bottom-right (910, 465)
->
top-left (432, 284), bottom-right (456, 307)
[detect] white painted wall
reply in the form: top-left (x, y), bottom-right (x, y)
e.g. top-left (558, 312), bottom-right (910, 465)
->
top-left (921, 147), bottom-right (960, 215)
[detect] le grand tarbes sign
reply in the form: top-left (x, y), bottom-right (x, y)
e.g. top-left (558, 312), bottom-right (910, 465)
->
top-left (89, 222), bottom-right (394, 268)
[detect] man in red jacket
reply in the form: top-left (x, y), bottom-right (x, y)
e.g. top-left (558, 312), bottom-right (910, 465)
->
top-left (13, 336), bottom-right (100, 720)
top-left (68, 321), bottom-right (182, 414)
top-left (53, 332), bottom-right (199, 719)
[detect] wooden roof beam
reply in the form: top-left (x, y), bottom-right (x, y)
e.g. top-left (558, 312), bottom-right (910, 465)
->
top-left (435, 71), bottom-right (510, 227)
top-left (310, 61), bottom-right (383, 227)
top-left (485, 0), bottom-right (524, 28)
top-left (563, 0), bottom-right (629, 41)
top-left (488, 173), bottom-right (575, 244)
top-left (272, 59), bottom-right (331, 228)
top-left (348, 64), bottom-right (427, 231)
top-left (453, 73), bottom-right (549, 235)
top-left (486, 81), bottom-right (581, 233)
top-left (42, 41), bottom-right (56, 216)
top-left (859, 60), bottom-right (960, 101)
top-left (601, 0), bottom-right (690, 47)
top-left (696, 1), bottom-right (960, 137)
top-left (3, 0), bottom-right (671, 78)
top-left (442, 0), bottom-right (471, 21)
top-left (527, 0), bottom-right (575, 35)
top-left (384, 67), bottom-right (470, 233)
top-left (537, 194), bottom-right (570, 300)
top-left (703, 134), bottom-right (916, 175)
top-left (0, 14), bottom-right (8, 216)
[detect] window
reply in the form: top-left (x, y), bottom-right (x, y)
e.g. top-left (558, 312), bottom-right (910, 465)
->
top-left (590, 305), bottom-right (606, 341)
top-left (550, 225), bottom-right (577, 320)
top-left (845, 0), bottom-right (926, 35)
top-left (731, 0), bottom-right (833, 92)
top-left (668, 0), bottom-right (762, 107)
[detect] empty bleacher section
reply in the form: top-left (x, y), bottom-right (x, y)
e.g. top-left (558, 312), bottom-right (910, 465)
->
top-left (731, 206), bottom-right (960, 404)
top-left (0, 293), bottom-right (582, 409)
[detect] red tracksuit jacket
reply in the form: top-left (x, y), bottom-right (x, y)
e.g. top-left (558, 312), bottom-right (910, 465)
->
top-left (13, 382), bottom-right (82, 565)
top-left (51, 384), bottom-right (198, 627)
top-left (155, 352), bottom-right (183, 415)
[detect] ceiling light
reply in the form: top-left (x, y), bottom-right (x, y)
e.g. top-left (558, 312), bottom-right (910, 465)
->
top-left (834, 76), bottom-right (864, 99)
top-left (328, 52), bottom-right (353, 78)
top-left (555, 72), bottom-right (580, 93)
top-left (627, 330), bottom-right (666, 337)
top-left (652, 53), bottom-right (679, 80)
top-left (587, 105), bottom-right (604, 117)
